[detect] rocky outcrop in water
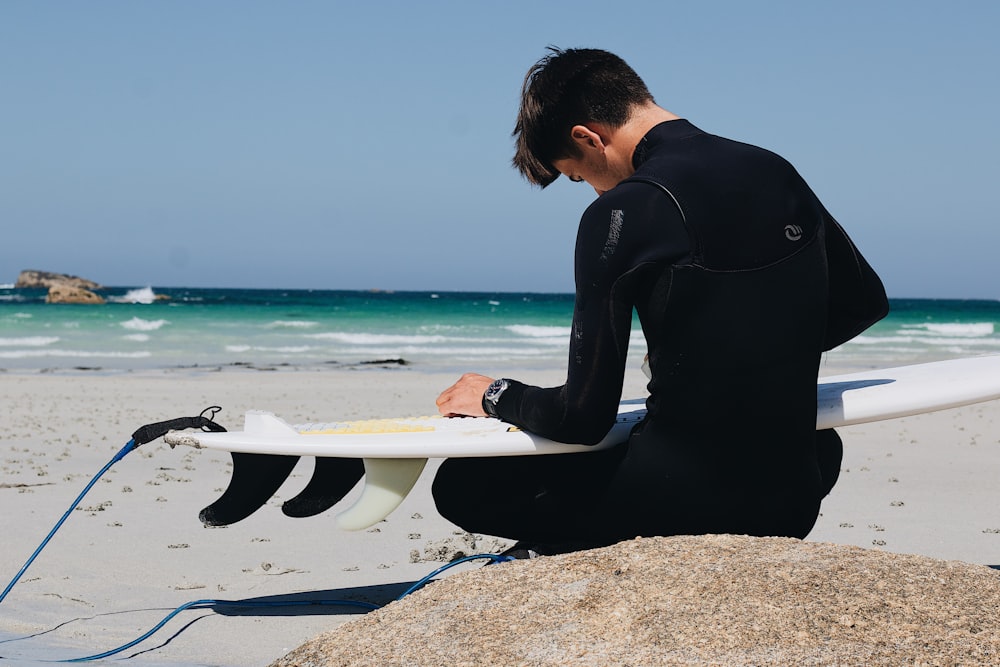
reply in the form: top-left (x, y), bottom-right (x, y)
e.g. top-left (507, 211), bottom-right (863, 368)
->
top-left (45, 284), bottom-right (106, 304)
top-left (15, 270), bottom-right (106, 304)
top-left (14, 270), bottom-right (103, 290)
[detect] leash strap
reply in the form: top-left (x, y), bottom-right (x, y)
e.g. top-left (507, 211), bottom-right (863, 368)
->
top-left (130, 406), bottom-right (227, 447)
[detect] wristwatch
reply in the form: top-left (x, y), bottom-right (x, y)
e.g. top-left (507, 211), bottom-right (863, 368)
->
top-left (482, 378), bottom-right (510, 418)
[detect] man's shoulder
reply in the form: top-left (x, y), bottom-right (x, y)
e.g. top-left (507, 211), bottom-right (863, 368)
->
top-left (577, 179), bottom-right (686, 242)
top-left (599, 179), bottom-right (672, 208)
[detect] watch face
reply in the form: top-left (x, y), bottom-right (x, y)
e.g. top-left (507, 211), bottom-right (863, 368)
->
top-left (485, 378), bottom-right (508, 403)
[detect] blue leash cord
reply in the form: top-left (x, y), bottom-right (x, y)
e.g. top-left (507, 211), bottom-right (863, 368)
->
top-left (395, 554), bottom-right (511, 600)
top-left (0, 407), bottom-right (512, 663)
top-left (0, 439), bottom-right (137, 606)
top-left (0, 408), bottom-right (224, 607)
top-left (59, 554), bottom-right (510, 663)
top-left (61, 598), bottom-right (381, 663)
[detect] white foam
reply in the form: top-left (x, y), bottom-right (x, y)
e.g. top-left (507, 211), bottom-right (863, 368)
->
top-left (108, 287), bottom-right (158, 304)
top-left (225, 345), bottom-right (312, 353)
top-left (123, 334), bottom-right (150, 342)
top-left (505, 325), bottom-right (570, 338)
top-left (266, 320), bottom-right (319, 329)
top-left (850, 333), bottom-right (999, 347)
top-left (306, 332), bottom-right (449, 345)
top-left (848, 335), bottom-right (922, 345)
top-left (413, 346), bottom-right (552, 357)
top-left (921, 337), bottom-right (1000, 347)
top-left (119, 317), bottom-right (168, 331)
top-left (0, 349), bottom-right (152, 359)
top-left (318, 345), bottom-right (554, 358)
top-left (903, 322), bottom-right (994, 337)
top-left (0, 336), bottom-right (59, 347)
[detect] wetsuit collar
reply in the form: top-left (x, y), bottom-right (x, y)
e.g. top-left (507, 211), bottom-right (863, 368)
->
top-left (631, 119), bottom-right (702, 170)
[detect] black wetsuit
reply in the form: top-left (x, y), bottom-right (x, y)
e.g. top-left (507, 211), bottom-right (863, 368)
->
top-left (432, 120), bottom-right (888, 550)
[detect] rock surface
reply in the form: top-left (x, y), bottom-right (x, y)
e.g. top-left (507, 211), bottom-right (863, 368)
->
top-left (44, 284), bottom-right (106, 304)
top-left (14, 269), bottom-right (103, 290)
top-left (271, 535), bottom-right (1000, 666)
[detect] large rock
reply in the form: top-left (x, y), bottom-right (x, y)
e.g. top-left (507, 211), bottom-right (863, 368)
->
top-left (14, 270), bottom-right (103, 290)
top-left (45, 284), bottom-right (106, 304)
top-left (271, 535), bottom-right (1000, 666)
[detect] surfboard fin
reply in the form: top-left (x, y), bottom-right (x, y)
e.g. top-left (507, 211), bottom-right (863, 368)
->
top-left (281, 456), bottom-right (365, 518)
top-left (199, 452), bottom-right (300, 526)
top-left (335, 458), bottom-right (428, 530)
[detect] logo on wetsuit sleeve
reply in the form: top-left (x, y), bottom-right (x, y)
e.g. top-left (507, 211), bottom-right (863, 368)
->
top-left (784, 224), bottom-right (803, 241)
top-left (600, 210), bottom-right (625, 265)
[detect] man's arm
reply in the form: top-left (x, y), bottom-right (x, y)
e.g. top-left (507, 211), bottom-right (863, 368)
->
top-left (437, 183), bottom-right (687, 444)
top-left (433, 279), bottom-right (632, 443)
top-left (434, 209), bottom-right (633, 441)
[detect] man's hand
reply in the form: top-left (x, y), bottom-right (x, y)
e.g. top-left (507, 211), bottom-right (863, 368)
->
top-left (436, 373), bottom-right (495, 417)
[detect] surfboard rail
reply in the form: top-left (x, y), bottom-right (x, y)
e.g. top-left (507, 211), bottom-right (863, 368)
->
top-left (816, 355), bottom-right (1000, 429)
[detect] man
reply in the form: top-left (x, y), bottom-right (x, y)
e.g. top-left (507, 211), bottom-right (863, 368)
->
top-left (433, 47), bottom-right (888, 556)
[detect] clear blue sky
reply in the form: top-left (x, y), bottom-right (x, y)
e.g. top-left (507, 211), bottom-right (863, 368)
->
top-left (2, 1), bottom-right (998, 298)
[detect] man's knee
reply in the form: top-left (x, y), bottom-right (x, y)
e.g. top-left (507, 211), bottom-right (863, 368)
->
top-left (431, 459), bottom-right (479, 528)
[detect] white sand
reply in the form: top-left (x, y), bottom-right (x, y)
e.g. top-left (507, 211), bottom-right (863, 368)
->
top-left (1, 365), bottom-right (999, 665)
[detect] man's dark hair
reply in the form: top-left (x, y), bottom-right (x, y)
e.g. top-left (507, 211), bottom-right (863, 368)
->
top-left (512, 47), bottom-right (655, 187)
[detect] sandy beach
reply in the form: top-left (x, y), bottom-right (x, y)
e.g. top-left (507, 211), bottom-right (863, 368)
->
top-left (2, 363), bottom-right (1000, 665)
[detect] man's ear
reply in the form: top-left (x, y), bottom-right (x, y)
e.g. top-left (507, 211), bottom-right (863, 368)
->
top-left (569, 124), bottom-right (607, 152)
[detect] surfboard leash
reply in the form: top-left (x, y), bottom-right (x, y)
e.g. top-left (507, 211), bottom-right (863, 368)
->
top-left (0, 406), bottom-right (228, 607)
top-left (130, 405), bottom-right (227, 446)
top-left (0, 407), bottom-right (516, 663)
top-left (56, 553), bottom-right (511, 663)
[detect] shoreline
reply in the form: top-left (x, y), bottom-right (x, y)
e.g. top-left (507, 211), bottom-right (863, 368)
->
top-left (0, 348), bottom-right (957, 379)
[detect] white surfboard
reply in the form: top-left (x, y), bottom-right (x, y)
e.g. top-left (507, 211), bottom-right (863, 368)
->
top-left (166, 355), bottom-right (1000, 530)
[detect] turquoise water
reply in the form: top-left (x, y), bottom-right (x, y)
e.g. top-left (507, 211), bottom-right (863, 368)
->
top-left (1, 286), bottom-right (998, 372)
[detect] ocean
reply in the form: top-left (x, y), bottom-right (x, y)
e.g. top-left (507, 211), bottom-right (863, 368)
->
top-left (1, 286), bottom-right (998, 374)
